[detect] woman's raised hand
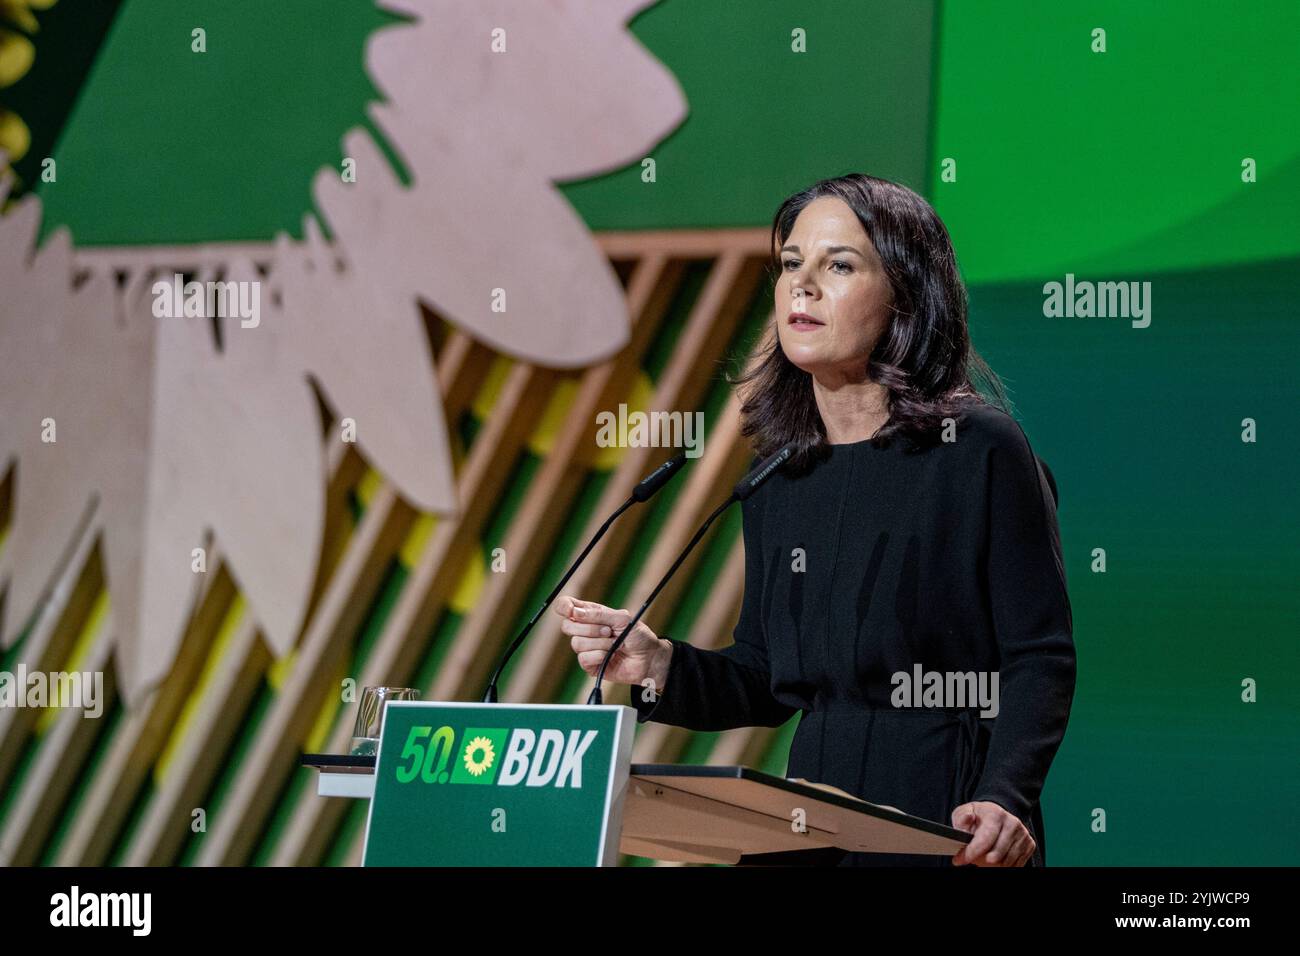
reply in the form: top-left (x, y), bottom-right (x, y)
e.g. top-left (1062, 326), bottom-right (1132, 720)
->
top-left (554, 595), bottom-right (672, 696)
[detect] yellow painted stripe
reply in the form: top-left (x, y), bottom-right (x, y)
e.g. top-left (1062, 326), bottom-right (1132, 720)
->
top-left (355, 468), bottom-right (382, 509)
top-left (470, 355), bottom-right (513, 421)
top-left (525, 375), bottom-right (579, 458)
top-left (154, 594), bottom-right (246, 786)
top-left (398, 513), bottom-right (436, 568)
top-left (448, 547), bottom-right (487, 615)
top-left (35, 587), bottom-right (109, 735)
top-left (266, 647), bottom-right (296, 692)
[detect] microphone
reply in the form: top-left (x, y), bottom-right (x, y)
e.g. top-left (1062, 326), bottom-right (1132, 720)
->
top-left (481, 452), bottom-right (686, 702)
top-left (586, 442), bottom-right (795, 705)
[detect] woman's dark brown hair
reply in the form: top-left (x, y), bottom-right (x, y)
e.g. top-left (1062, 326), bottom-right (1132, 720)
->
top-left (731, 172), bottom-right (1011, 472)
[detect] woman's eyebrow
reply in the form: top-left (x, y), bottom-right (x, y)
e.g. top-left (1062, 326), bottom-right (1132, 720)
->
top-left (780, 243), bottom-right (867, 258)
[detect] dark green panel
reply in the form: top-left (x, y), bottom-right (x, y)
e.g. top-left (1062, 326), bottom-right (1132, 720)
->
top-left (33, 0), bottom-right (934, 244)
top-left (964, 256), bottom-right (1300, 865)
top-left (36, 0), bottom-right (402, 244)
top-left (0, 0), bottom-right (124, 196)
top-left (565, 0), bottom-right (936, 229)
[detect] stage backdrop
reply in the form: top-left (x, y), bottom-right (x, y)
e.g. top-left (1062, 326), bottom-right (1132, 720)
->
top-left (0, 0), bottom-right (1295, 866)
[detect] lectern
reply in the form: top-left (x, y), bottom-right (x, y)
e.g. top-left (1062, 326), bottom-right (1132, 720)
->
top-left (303, 701), bottom-right (971, 865)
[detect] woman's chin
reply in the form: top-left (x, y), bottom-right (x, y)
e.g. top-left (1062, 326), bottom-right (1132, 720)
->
top-left (782, 348), bottom-right (827, 375)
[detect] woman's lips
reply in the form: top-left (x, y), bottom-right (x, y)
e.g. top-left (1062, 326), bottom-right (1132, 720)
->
top-left (788, 312), bottom-right (824, 331)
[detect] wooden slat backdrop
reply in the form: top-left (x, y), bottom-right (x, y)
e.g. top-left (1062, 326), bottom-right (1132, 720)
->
top-left (0, 227), bottom-right (798, 867)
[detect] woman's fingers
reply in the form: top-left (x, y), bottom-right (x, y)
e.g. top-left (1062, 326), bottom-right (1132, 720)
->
top-left (1012, 833), bottom-right (1036, 867)
top-left (553, 594), bottom-right (599, 617)
top-left (571, 604), bottom-right (630, 629)
top-left (560, 619), bottom-right (614, 639)
top-left (553, 594), bottom-right (593, 615)
top-left (957, 813), bottom-right (1000, 865)
top-left (577, 649), bottom-right (615, 672)
top-left (569, 635), bottom-right (615, 654)
top-left (553, 595), bottom-right (621, 625)
top-left (555, 598), bottom-right (641, 667)
top-left (984, 820), bottom-right (1020, 865)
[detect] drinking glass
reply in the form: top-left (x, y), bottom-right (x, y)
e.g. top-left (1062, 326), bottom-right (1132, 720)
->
top-left (349, 686), bottom-right (420, 756)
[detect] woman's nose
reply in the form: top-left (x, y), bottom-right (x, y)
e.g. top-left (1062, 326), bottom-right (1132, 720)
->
top-left (791, 275), bottom-right (818, 303)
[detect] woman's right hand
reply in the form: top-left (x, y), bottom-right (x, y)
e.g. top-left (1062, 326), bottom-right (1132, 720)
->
top-left (554, 595), bottom-right (672, 696)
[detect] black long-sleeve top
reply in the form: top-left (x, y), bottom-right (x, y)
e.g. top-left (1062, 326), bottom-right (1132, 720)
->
top-left (629, 402), bottom-right (1077, 866)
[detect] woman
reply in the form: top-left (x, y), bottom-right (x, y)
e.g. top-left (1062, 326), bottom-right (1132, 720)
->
top-left (556, 173), bottom-right (1076, 867)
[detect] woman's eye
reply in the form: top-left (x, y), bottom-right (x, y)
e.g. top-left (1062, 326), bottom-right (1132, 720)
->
top-left (782, 259), bottom-right (801, 271)
top-left (831, 260), bottom-right (853, 274)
